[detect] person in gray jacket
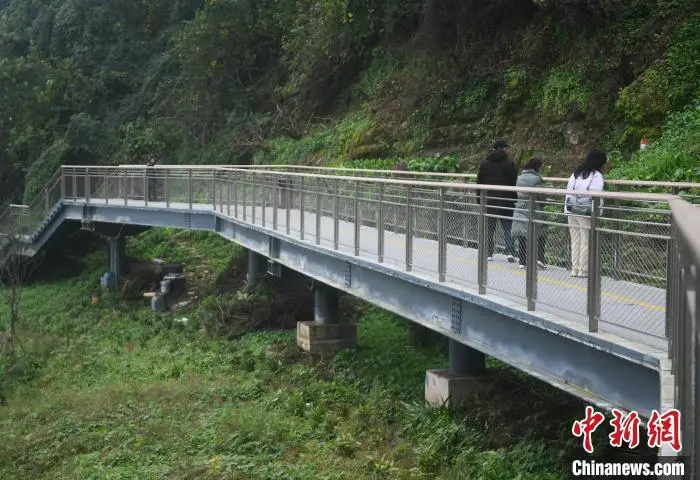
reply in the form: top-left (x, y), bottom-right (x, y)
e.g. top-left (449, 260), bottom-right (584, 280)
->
top-left (511, 157), bottom-right (547, 269)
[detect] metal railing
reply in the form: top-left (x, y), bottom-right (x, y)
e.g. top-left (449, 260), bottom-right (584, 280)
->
top-left (1, 165), bottom-right (668, 341)
top-left (667, 198), bottom-right (700, 474)
top-left (145, 164), bottom-right (700, 197)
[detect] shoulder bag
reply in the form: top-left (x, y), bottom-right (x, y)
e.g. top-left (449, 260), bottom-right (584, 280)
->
top-left (565, 174), bottom-right (595, 216)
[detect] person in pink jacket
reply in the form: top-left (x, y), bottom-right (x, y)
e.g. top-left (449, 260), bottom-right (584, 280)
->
top-left (564, 149), bottom-right (607, 278)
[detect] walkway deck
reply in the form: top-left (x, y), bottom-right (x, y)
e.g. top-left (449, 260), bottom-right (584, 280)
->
top-left (74, 198), bottom-right (667, 351)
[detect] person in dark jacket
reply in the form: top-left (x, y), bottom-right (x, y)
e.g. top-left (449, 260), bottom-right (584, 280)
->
top-left (146, 155), bottom-right (157, 202)
top-left (477, 139), bottom-right (517, 261)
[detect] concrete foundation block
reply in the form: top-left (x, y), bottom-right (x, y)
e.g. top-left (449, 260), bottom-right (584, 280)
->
top-left (297, 321), bottom-right (357, 356)
top-left (425, 369), bottom-right (483, 409)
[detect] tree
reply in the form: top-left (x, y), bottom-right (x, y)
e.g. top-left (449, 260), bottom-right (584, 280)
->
top-left (0, 207), bottom-right (38, 358)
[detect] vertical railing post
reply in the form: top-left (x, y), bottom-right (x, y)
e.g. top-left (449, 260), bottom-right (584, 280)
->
top-left (123, 169), bottom-right (128, 206)
top-left (212, 172), bottom-right (217, 211)
top-left (261, 176), bottom-right (266, 227)
top-left (438, 186), bottom-right (446, 282)
top-left (691, 263), bottom-right (700, 475)
top-left (333, 179), bottom-right (340, 250)
top-left (233, 175), bottom-right (238, 219)
top-left (104, 172), bottom-right (109, 205)
top-left (188, 170), bottom-right (193, 210)
top-left (251, 176), bottom-right (257, 224)
top-left (665, 227), bottom-right (675, 353)
top-left (677, 261), bottom-right (690, 459)
top-left (220, 173), bottom-right (225, 214)
top-left (285, 178), bottom-right (291, 235)
top-left (525, 196), bottom-right (537, 311)
top-left (143, 167), bottom-right (148, 207)
top-left (669, 227), bottom-right (683, 375)
top-left (273, 175), bottom-right (278, 231)
top-left (587, 197), bottom-right (601, 332)
top-left (72, 170), bottom-right (77, 201)
top-left (378, 183), bottom-right (384, 263)
top-left (354, 181), bottom-right (360, 256)
top-left (210, 172), bottom-right (215, 207)
top-left (227, 172), bottom-right (231, 217)
top-left (610, 185), bottom-right (621, 280)
top-left (299, 177), bottom-right (305, 240)
top-left (243, 177), bottom-right (248, 222)
top-left (315, 177), bottom-right (321, 245)
top-left (60, 169), bottom-right (66, 200)
top-left (85, 167), bottom-right (90, 203)
top-left (406, 185), bottom-right (413, 271)
top-left (477, 189), bottom-right (487, 294)
top-left (165, 169), bottom-right (170, 209)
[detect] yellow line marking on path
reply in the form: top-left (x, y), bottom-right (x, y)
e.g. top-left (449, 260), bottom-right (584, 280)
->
top-left (396, 239), bottom-right (665, 313)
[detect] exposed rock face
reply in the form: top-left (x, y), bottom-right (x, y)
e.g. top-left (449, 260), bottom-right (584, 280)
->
top-left (565, 123), bottom-right (581, 146)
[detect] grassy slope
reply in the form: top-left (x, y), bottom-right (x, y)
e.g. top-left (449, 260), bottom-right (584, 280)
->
top-left (0, 230), bottom-right (657, 479)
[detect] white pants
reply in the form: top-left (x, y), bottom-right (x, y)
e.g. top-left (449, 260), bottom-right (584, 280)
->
top-left (568, 215), bottom-right (591, 274)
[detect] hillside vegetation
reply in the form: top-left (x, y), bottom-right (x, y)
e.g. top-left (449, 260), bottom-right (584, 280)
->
top-left (0, 0), bottom-right (697, 205)
top-left (0, 232), bottom-right (655, 479)
top-left (0, 2), bottom-right (694, 476)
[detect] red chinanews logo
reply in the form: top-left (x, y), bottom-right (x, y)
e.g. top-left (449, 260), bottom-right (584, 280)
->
top-left (572, 406), bottom-right (682, 454)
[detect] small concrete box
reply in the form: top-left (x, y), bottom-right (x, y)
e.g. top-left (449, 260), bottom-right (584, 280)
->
top-left (425, 369), bottom-right (481, 409)
top-left (297, 321), bottom-right (357, 356)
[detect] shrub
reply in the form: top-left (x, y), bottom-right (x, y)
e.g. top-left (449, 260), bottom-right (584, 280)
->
top-left (540, 69), bottom-right (592, 120)
top-left (608, 101), bottom-right (700, 183)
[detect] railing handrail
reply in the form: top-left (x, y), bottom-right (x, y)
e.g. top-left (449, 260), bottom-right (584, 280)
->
top-left (112, 163), bottom-right (700, 190)
top-left (670, 198), bottom-right (700, 265)
top-left (61, 165), bottom-right (677, 203)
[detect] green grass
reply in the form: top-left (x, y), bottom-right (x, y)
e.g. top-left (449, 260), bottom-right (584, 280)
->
top-left (0, 229), bottom-right (658, 479)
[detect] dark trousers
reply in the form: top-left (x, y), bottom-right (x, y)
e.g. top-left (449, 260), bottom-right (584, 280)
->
top-left (487, 216), bottom-right (515, 258)
top-left (146, 169), bottom-right (158, 201)
top-left (515, 234), bottom-right (547, 266)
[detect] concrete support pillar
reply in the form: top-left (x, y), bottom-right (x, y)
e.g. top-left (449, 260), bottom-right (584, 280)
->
top-left (314, 283), bottom-right (339, 325)
top-left (297, 282), bottom-right (356, 356)
top-left (448, 339), bottom-right (486, 377)
top-left (108, 236), bottom-right (126, 285)
top-left (246, 250), bottom-right (267, 285)
top-left (425, 340), bottom-right (487, 409)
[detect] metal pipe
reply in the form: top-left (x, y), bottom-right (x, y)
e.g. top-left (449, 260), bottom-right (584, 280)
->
top-left (316, 177), bottom-right (321, 245)
top-left (438, 187), bottom-right (446, 282)
top-left (378, 183), bottom-right (384, 263)
top-left (285, 179), bottom-right (291, 235)
top-left (261, 178), bottom-right (266, 227)
top-left (300, 176), bottom-right (305, 241)
top-left (354, 181), bottom-right (360, 256)
top-left (273, 177), bottom-right (278, 231)
top-left (252, 179), bottom-right (257, 225)
top-left (165, 169), bottom-right (170, 208)
top-left (478, 190), bottom-right (487, 294)
top-left (333, 179), bottom-right (339, 250)
top-left (526, 196), bottom-right (536, 311)
top-left (226, 172), bottom-right (231, 217)
top-left (587, 198), bottom-right (601, 332)
top-left (406, 185), bottom-right (413, 271)
top-left (188, 170), bottom-right (193, 210)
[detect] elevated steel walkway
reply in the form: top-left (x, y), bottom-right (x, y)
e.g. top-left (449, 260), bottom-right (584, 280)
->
top-left (1, 165), bottom-right (699, 470)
